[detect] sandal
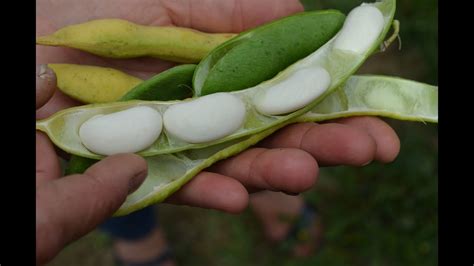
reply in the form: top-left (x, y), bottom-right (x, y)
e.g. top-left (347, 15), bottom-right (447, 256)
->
top-left (278, 202), bottom-right (325, 257)
top-left (113, 247), bottom-right (174, 266)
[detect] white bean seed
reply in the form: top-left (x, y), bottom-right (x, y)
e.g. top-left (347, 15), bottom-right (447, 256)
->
top-left (333, 4), bottom-right (384, 54)
top-left (163, 93), bottom-right (246, 143)
top-left (79, 106), bottom-right (162, 155)
top-left (254, 67), bottom-right (331, 115)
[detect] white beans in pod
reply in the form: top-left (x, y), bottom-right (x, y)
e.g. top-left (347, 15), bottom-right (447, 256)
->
top-left (163, 93), bottom-right (246, 143)
top-left (333, 4), bottom-right (384, 54)
top-left (254, 67), bottom-right (331, 115)
top-left (79, 106), bottom-right (163, 155)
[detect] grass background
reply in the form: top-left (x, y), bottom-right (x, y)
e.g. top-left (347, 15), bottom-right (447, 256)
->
top-left (48, 0), bottom-right (438, 265)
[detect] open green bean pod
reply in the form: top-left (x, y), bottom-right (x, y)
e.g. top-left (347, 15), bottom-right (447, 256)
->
top-left (114, 74), bottom-right (438, 216)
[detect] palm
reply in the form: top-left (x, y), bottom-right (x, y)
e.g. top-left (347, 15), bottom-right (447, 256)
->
top-left (36, 0), bottom-right (303, 75)
top-left (36, 0), bottom-right (304, 118)
top-left (37, 0), bottom-right (177, 78)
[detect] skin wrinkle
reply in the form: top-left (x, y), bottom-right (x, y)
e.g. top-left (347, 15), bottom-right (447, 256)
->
top-left (160, 0), bottom-right (304, 33)
top-left (335, 117), bottom-right (400, 162)
top-left (36, 89), bottom-right (82, 119)
top-left (298, 123), bottom-right (316, 152)
top-left (36, 133), bottom-right (61, 186)
top-left (82, 172), bottom-right (127, 212)
top-left (299, 123), bottom-right (375, 166)
top-left (260, 122), bottom-right (379, 166)
top-left (193, 176), bottom-right (227, 210)
top-left (85, 156), bottom-right (147, 200)
top-left (167, 172), bottom-right (248, 213)
top-left (247, 148), bottom-right (273, 189)
top-left (340, 124), bottom-right (376, 165)
top-left (267, 149), bottom-right (317, 192)
top-left (210, 147), bottom-right (316, 193)
top-left (188, 0), bottom-right (193, 30)
top-left (36, 64), bottom-right (55, 108)
top-left (232, 0), bottom-right (244, 33)
top-left (35, 169), bottom-right (49, 187)
top-left (362, 119), bottom-right (385, 161)
top-left (36, 184), bottom-right (66, 264)
top-left (86, 181), bottom-right (123, 225)
top-left (36, 216), bottom-right (62, 264)
top-left (160, 0), bottom-right (190, 28)
top-left (247, 148), bottom-right (317, 193)
top-left (59, 187), bottom-right (99, 249)
top-left (55, 175), bottom-right (122, 243)
top-left (223, 185), bottom-right (249, 213)
top-left (134, 0), bottom-right (172, 26)
top-left (128, 172), bottom-right (147, 194)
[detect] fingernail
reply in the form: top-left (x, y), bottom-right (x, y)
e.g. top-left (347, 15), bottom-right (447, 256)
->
top-left (37, 64), bottom-right (55, 81)
top-left (283, 191), bottom-right (300, 196)
top-left (362, 160), bottom-right (372, 166)
top-left (128, 170), bottom-right (147, 194)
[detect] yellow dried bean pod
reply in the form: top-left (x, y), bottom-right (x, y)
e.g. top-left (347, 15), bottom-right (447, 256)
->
top-left (48, 64), bottom-right (143, 103)
top-left (37, 19), bottom-right (237, 63)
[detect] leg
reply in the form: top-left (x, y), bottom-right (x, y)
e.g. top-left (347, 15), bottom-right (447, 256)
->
top-left (250, 191), bottom-right (323, 257)
top-left (100, 206), bottom-right (175, 266)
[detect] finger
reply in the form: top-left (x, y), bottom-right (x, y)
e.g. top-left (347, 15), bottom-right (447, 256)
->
top-left (36, 132), bottom-right (62, 187)
top-left (209, 147), bottom-right (318, 194)
top-left (332, 117), bottom-right (400, 163)
top-left (166, 171), bottom-right (249, 214)
top-left (161, 0), bottom-right (304, 32)
top-left (37, 43), bottom-right (176, 80)
top-left (36, 89), bottom-right (82, 120)
top-left (36, 64), bottom-right (56, 109)
top-left (36, 154), bottom-right (147, 265)
top-left (259, 122), bottom-right (378, 166)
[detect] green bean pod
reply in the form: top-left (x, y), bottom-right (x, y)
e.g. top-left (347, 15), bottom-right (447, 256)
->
top-left (301, 75), bottom-right (438, 123)
top-left (120, 64), bottom-right (195, 101)
top-left (192, 10), bottom-right (345, 95)
top-left (114, 74), bottom-right (438, 216)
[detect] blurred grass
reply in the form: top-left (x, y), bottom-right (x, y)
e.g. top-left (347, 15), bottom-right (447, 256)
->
top-left (48, 0), bottom-right (437, 265)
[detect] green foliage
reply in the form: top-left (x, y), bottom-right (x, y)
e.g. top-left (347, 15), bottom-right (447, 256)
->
top-left (304, 121), bottom-right (438, 265)
top-left (300, 1), bottom-right (438, 262)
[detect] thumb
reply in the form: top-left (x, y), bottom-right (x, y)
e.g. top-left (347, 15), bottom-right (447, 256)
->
top-left (36, 64), bottom-right (56, 110)
top-left (36, 153), bottom-right (147, 265)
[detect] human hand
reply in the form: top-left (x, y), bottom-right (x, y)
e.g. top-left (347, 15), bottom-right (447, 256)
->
top-left (36, 69), bottom-right (150, 264)
top-left (36, 0), bottom-right (400, 264)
